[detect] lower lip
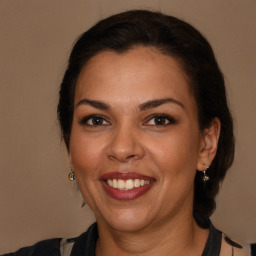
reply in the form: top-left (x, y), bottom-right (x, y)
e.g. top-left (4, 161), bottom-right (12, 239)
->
top-left (101, 181), bottom-right (154, 200)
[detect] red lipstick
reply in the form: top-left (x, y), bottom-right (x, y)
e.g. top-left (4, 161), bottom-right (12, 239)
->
top-left (100, 172), bottom-right (155, 201)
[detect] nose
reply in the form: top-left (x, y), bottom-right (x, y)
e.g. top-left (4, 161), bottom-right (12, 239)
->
top-left (106, 125), bottom-right (145, 162)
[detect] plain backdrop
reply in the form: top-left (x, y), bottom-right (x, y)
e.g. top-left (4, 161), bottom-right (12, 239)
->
top-left (0, 0), bottom-right (255, 253)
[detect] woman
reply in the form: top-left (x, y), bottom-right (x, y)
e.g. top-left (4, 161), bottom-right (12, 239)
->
top-left (3, 9), bottom-right (251, 256)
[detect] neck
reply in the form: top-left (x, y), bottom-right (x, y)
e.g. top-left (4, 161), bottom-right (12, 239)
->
top-left (95, 212), bottom-right (209, 256)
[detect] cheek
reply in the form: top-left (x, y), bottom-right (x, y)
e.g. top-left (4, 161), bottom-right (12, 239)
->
top-left (147, 128), bottom-right (200, 176)
top-left (69, 130), bottom-right (104, 178)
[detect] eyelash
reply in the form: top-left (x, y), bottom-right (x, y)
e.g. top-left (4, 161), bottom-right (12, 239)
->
top-left (79, 114), bottom-right (177, 127)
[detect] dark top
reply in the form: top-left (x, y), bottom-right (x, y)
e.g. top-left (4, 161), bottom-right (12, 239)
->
top-left (2, 222), bottom-right (250, 256)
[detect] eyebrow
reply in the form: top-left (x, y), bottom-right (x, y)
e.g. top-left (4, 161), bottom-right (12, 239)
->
top-left (76, 99), bottom-right (110, 110)
top-left (139, 98), bottom-right (184, 111)
top-left (75, 97), bottom-right (184, 111)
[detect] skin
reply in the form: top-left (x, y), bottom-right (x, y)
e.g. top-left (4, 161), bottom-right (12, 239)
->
top-left (69, 47), bottom-right (220, 256)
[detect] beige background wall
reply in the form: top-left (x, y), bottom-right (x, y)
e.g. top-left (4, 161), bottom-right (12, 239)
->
top-left (0, 0), bottom-right (255, 253)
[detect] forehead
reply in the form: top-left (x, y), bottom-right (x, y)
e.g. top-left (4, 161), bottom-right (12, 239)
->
top-left (75, 47), bottom-right (195, 111)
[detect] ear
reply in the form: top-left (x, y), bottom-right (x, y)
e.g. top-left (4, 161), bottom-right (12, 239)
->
top-left (197, 117), bottom-right (221, 171)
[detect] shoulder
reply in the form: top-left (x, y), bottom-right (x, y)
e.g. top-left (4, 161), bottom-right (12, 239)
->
top-left (1, 238), bottom-right (61, 256)
top-left (220, 233), bottom-right (251, 256)
top-left (203, 220), bottom-right (252, 256)
top-left (1, 223), bottom-right (98, 256)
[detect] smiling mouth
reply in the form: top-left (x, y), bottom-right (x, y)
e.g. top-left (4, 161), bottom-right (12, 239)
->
top-left (100, 172), bottom-right (155, 200)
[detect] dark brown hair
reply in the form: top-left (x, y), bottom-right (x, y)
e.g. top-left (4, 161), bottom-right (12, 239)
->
top-left (57, 10), bottom-right (234, 226)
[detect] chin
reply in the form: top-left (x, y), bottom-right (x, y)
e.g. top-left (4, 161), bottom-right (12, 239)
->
top-left (99, 208), bottom-right (152, 233)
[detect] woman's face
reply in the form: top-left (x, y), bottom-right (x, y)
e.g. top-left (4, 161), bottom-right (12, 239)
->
top-left (69, 47), bottom-right (206, 232)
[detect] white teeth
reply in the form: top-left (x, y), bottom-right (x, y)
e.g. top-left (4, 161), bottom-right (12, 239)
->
top-left (117, 179), bottom-right (125, 189)
top-left (107, 179), bottom-right (113, 186)
top-left (113, 179), bottom-right (118, 188)
top-left (126, 179), bottom-right (134, 190)
top-left (134, 179), bottom-right (140, 188)
top-left (106, 178), bottom-right (151, 190)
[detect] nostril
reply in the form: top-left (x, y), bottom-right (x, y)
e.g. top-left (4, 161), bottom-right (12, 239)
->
top-left (108, 154), bottom-right (138, 162)
top-left (127, 154), bottom-right (136, 159)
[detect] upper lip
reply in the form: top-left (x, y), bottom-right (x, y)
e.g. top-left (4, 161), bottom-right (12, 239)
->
top-left (100, 172), bottom-right (154, 181)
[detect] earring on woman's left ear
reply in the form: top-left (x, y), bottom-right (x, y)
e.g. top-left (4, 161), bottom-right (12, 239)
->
top-left (68, 163), bottom-right (75, 181)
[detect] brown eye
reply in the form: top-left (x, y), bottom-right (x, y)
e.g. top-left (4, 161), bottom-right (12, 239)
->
top-left (145, 114), bottom-right (177, 126)
top-left (88, 117), bottom-right (105, 125)
top-left (80, 115), bottom-right (110, 126)
top-left (153, 116), bottom-right (169, 125)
